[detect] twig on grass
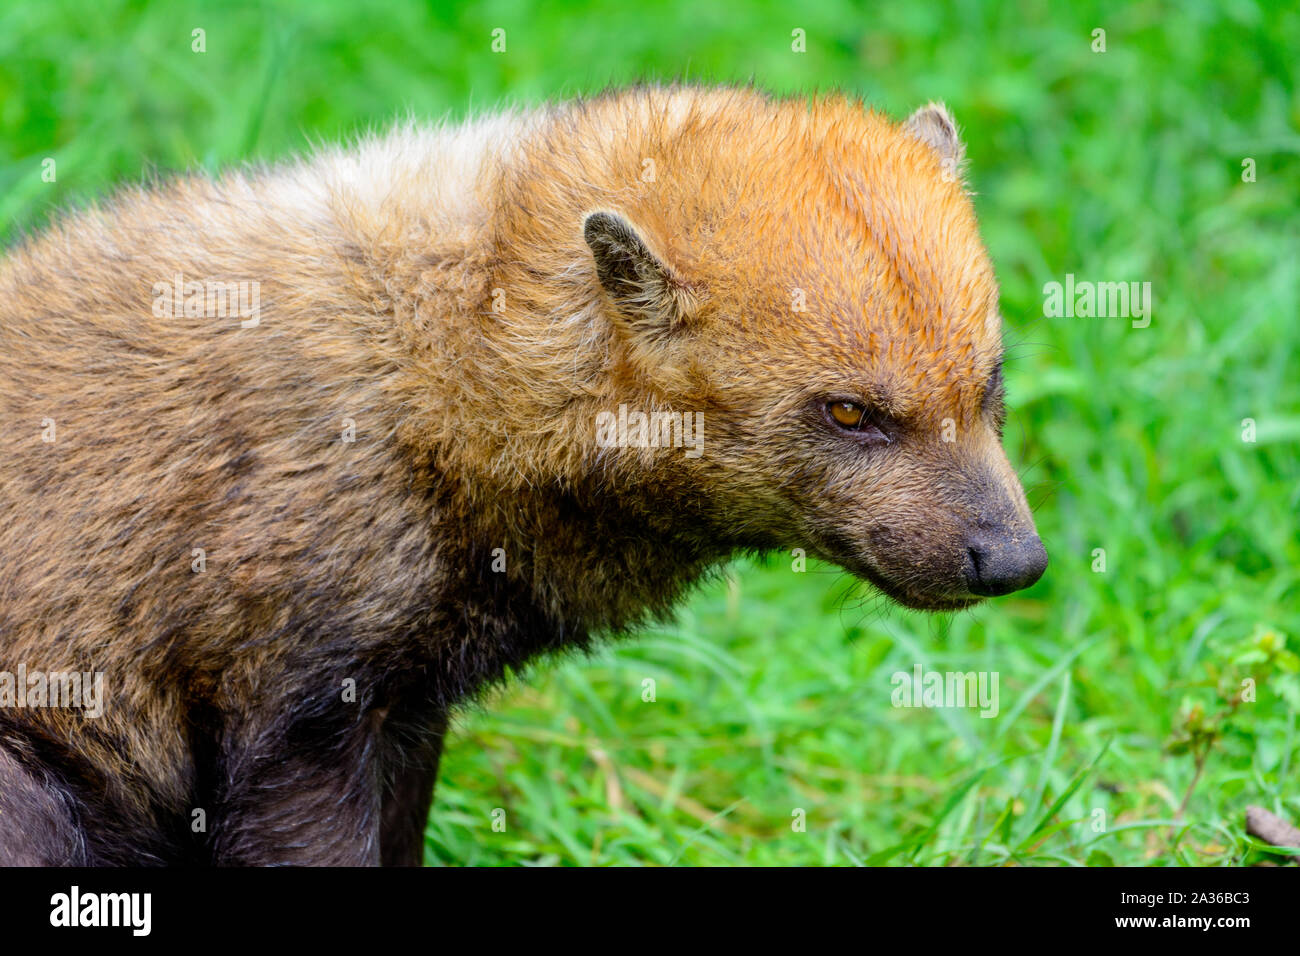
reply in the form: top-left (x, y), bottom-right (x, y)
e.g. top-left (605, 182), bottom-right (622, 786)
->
top-left (1245, 805), bottom-right (1300, 860)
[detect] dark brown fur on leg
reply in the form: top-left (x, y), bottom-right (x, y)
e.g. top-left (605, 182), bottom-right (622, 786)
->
top-left (207, 711), bottom-right (385, 866)
top-left (0, 744), bottom-right (85, 866)
top-left (379, 713), bottom-right (447, 867)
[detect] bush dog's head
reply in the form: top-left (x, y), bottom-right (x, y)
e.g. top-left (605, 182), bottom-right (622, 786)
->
top-left (503, 88), bottom-right (1046, 610)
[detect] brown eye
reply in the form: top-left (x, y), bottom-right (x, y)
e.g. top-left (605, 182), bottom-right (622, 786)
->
top-left (823, 399), bottom-right (892, 445)
top-left (828, 401), bottom-right (866, 428)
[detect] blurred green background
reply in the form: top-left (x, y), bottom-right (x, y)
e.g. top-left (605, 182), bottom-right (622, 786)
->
top-left (2, 0), bottom-right (1296, 865)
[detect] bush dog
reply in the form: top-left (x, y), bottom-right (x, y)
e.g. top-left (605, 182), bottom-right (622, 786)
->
top-left (0, 86), bottom-right (1046, 865)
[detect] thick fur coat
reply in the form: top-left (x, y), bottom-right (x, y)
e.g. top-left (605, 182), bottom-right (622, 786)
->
top-left (0, 86), bottom-right (1044, 865)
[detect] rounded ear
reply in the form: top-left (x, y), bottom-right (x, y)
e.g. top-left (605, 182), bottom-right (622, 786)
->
top-left (904, 102), bottom-right (966, 171)
top-left (583, 210), bottom-right (696, 342)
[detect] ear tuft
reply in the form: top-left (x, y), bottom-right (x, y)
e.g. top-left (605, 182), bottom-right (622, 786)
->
top-left (904, 102), bottom-right (966, 169)
top-left (583, 211), bottom-right (694, 341)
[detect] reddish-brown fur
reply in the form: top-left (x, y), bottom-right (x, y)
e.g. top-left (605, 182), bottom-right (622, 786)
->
top-left (0, 86), bottom-right (1043, 865)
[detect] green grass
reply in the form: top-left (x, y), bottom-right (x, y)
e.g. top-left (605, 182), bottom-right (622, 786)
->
top-left (3, 0), bottom-right (1297, 865)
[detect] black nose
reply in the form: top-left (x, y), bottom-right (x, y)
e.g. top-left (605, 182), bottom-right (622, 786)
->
top-left (966, 533), bottom-right (1048, 597)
